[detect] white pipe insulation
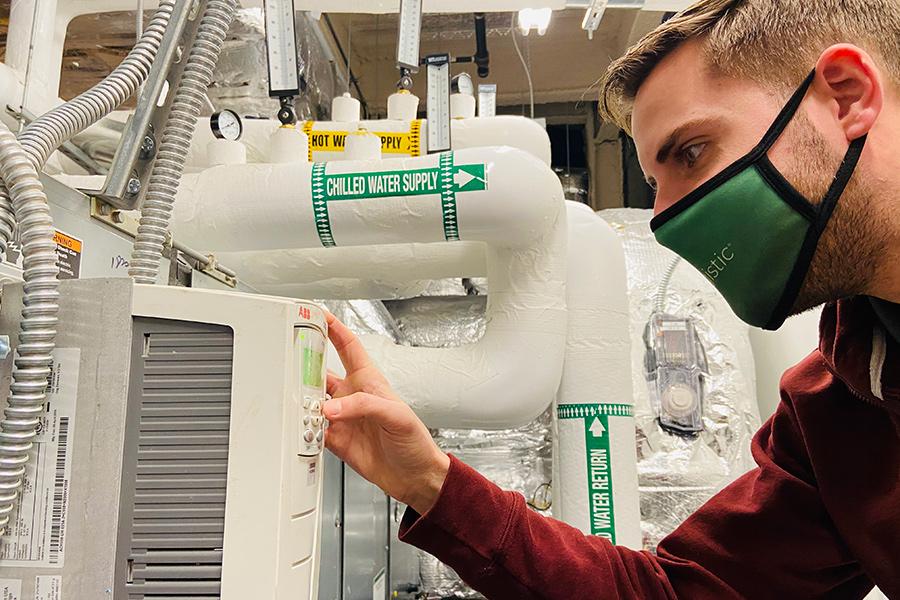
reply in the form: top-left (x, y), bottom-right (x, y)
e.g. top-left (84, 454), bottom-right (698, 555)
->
top-left (216, 242), bottom-right (486, 300)
top-left (169, 147), bottom-right (568, 429)
top-left (555, 202), bottom-right (641, 548)
top-left (183, 115), bottom-right (552, 169)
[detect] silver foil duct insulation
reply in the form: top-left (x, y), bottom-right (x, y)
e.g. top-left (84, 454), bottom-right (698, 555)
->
top-left (599, 208), bottom-right (761, 551)
top-left (384, 294), bottom-right (553, 600)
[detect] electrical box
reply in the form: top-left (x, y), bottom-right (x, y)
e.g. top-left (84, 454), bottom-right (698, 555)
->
top-left (0, 278), bottom-right (327, 599)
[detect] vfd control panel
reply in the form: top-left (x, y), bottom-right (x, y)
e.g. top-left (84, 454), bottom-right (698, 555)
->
top-left (296, 320), bottom-right (327, 457)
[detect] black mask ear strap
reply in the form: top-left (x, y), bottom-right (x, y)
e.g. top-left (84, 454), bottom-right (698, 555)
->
top-left (815, 133), bottom-right (867, 230)
top-left (755, 70), bottom-right (817, 154)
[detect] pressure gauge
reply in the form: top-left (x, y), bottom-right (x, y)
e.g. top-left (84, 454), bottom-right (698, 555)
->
top-left (210, 110), bottom-right (243, 141)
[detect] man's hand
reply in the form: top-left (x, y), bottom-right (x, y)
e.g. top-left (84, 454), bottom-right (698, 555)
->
top-left (323, 312), bottom-right (450, 515)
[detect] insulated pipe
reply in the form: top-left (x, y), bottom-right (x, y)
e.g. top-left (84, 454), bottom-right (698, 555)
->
top-left (183, 115), bottom-right (552, 167)
top-left (216, 242), bottom-right (486, 300)
top-left (169, 147), bottom-right (567, 429)
top-left (555, 202), bottom-right (641, 548)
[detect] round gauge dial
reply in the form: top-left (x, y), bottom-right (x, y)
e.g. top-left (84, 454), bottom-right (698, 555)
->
top-left (210, 110), bottom-right (243, 141)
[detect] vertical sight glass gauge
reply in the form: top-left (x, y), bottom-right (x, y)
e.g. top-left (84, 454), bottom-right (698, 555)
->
top-left (210, 110), bottom-right (243, 141)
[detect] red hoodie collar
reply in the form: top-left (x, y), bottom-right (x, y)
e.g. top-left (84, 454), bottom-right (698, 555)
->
top-left (818, 297), bottom-right (900, 411)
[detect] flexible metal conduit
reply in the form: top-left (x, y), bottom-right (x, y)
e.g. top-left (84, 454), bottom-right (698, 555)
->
top-left (0, 0), bottom-right (177, 256)
top-left (0, 126), bottom-right (59, 535)
top-left (130, 0), bottom-right (237, 284)
top-left (0, 1), bottom-right (177, 537)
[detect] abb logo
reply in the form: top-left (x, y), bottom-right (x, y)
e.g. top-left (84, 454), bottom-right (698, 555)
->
top-left (298, 306), bottom-right (311, 320)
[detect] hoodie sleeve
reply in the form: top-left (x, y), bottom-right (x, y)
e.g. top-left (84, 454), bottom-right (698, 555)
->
top-left (400, 367), bottom-right (874, 599)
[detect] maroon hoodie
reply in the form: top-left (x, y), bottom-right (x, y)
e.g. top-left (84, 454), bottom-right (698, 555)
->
top-left (400, 297), bottom-right (900, 599)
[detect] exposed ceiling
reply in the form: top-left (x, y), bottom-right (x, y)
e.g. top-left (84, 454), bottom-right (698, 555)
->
top-left (324, 8), bottom-right (666, 115)
top-left (0, 3), bottom-right (664, 114)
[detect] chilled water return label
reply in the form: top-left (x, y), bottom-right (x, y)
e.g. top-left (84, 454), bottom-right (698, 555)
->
top-left (557, 403), bottom-right (633, 542)
top-left (310, 151), bottom-right (486, 246)
top-left (0, 349), bottom-right (79, 569)
top-left (301, 120), bottom-right (423, 161)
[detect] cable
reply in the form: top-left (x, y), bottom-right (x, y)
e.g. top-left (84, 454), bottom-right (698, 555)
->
top-left (510, 14), bottom-right (534, 119)
top-left (654, 257), bottom-right (682, 314)
top-left (130, 0), bottom-right (237, 284)
top-left (0, 124), bottom-right (59, 536)
top-left (0, 0), bottom-right (176, 258)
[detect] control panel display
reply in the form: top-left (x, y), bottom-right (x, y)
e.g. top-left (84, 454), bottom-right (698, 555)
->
top-left (296, 326), bottom-right (326, 456)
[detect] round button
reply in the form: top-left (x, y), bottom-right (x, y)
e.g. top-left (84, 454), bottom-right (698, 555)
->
top-left (310, 401), bottom-right (321, 413)
top-left (312, 416), bottom-right (323, 427)
top-left (303, 415), bottom-right (311, 426)
top-left (303, 429), bottom-right (315, 443)
top-left (316, 430), bottom-right (324, 443)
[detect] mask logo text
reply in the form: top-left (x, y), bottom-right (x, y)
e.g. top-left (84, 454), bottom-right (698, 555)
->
top-left (705, 244), bottom-right (735, 282)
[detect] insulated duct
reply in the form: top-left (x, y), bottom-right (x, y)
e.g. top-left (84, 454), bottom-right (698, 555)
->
top-left (555, 202), bottom-right (641, 548)
top-left (167, 147), bottom-right (567, 429)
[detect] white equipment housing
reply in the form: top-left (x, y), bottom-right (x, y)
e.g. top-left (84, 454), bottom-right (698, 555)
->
top-left (0, 278), bottom-right (328, 600)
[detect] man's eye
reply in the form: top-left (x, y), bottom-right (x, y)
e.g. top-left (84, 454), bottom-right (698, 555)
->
top-left (680, 143), bottom-right (707, 167)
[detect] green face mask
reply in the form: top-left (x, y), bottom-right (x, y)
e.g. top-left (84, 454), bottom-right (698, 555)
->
top-left (651, 71), bottom-right (867, 330)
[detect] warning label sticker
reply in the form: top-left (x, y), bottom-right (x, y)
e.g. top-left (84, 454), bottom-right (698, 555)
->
top-left (0, 349), bottom-right (79, 569)
top-left (52, 231), bottom-right (82, 280)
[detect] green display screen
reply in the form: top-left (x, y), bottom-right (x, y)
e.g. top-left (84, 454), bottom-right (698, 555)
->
top-left (302, 346), bottom-right (324, 388)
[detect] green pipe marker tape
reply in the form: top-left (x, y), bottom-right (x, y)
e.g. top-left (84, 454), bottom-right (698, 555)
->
top-left (558, 403), bottom-right (633, 541)
top-left (311, 162), bottom-right (336, 247)
top-left (309, 153), bottom-right (487, 247)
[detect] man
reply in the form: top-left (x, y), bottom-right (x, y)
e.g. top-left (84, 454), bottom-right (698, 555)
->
top-left (322, 0), bottom-right (900, 597)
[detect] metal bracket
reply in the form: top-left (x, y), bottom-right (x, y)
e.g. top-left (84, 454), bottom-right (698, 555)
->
top-left (93, 0), bottom-right (206, 211)
top-left (90, 197), bottom-right (237, 288)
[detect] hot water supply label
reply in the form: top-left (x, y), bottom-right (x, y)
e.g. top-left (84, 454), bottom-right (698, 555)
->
top-left (311, 151), bottom-right (487, 246)
top-left (302, 120), bottom-right (423, 161)
top-left (557, 403), bottom-right (634, 542)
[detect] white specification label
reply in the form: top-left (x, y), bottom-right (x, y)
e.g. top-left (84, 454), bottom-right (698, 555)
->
top-left (33, 576), bottom-right (61, 600)
top-left (0, 349), bottom-right (79, 568)
top-left (0, 579), bottom-right (22, 600)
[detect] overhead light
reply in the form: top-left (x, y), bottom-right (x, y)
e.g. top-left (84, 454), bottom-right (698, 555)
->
top-left (517, 8), bottom-right (553, 36)
top-left (581, 0), bottom-right (609, 40)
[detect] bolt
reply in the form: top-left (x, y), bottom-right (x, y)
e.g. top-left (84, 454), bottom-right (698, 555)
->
top-left (126, 178), bottom-right (141, 195)
top-left (139, 135), bottom-right (155, 159)
top-left (111, 211), bottom-right (125, 224)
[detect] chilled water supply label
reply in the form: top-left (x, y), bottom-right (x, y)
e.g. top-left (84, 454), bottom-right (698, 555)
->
top-left (0, 580), bottom-right (21, 600)
top-left (310, 152), bottom-right (487, 247)
top-left (0, 349), bottom-right (79, 569)
top-left (301, 120), bottom-right (422, 161)
top-left (557, 403), bottom-right (633, 542)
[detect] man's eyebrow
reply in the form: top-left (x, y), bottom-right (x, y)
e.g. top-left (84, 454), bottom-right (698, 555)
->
top-left (655, 117), bottom-right (720, 164)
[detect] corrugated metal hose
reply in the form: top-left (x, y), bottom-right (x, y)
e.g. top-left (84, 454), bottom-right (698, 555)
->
top-left (130, 0), bottom-right (237, 283)
top-left (0, 0), bottom-right (177, 257)
top-left (0, 0), bottom-right (181, 536)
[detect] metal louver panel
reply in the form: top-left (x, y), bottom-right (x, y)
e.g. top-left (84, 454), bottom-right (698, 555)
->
top-left (116, 318), bottom-right (234, 599)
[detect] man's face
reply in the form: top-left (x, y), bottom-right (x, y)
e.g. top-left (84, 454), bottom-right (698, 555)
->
top-left (630, 40), bottom-right (881, 315)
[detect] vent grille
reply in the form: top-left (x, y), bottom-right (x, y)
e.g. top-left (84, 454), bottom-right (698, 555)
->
top-left (118, 320), bottom-right (234, 599)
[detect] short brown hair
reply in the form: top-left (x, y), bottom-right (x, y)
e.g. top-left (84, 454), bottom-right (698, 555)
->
top-left (599, 0), bottom-right (900, 133)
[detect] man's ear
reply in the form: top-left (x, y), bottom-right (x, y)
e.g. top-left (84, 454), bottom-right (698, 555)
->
top-left (814, 44), bottom-right (884, 141)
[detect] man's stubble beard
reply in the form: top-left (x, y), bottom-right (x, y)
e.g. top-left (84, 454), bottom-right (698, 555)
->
top-left (783, 115), bottom-right (886, 316)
